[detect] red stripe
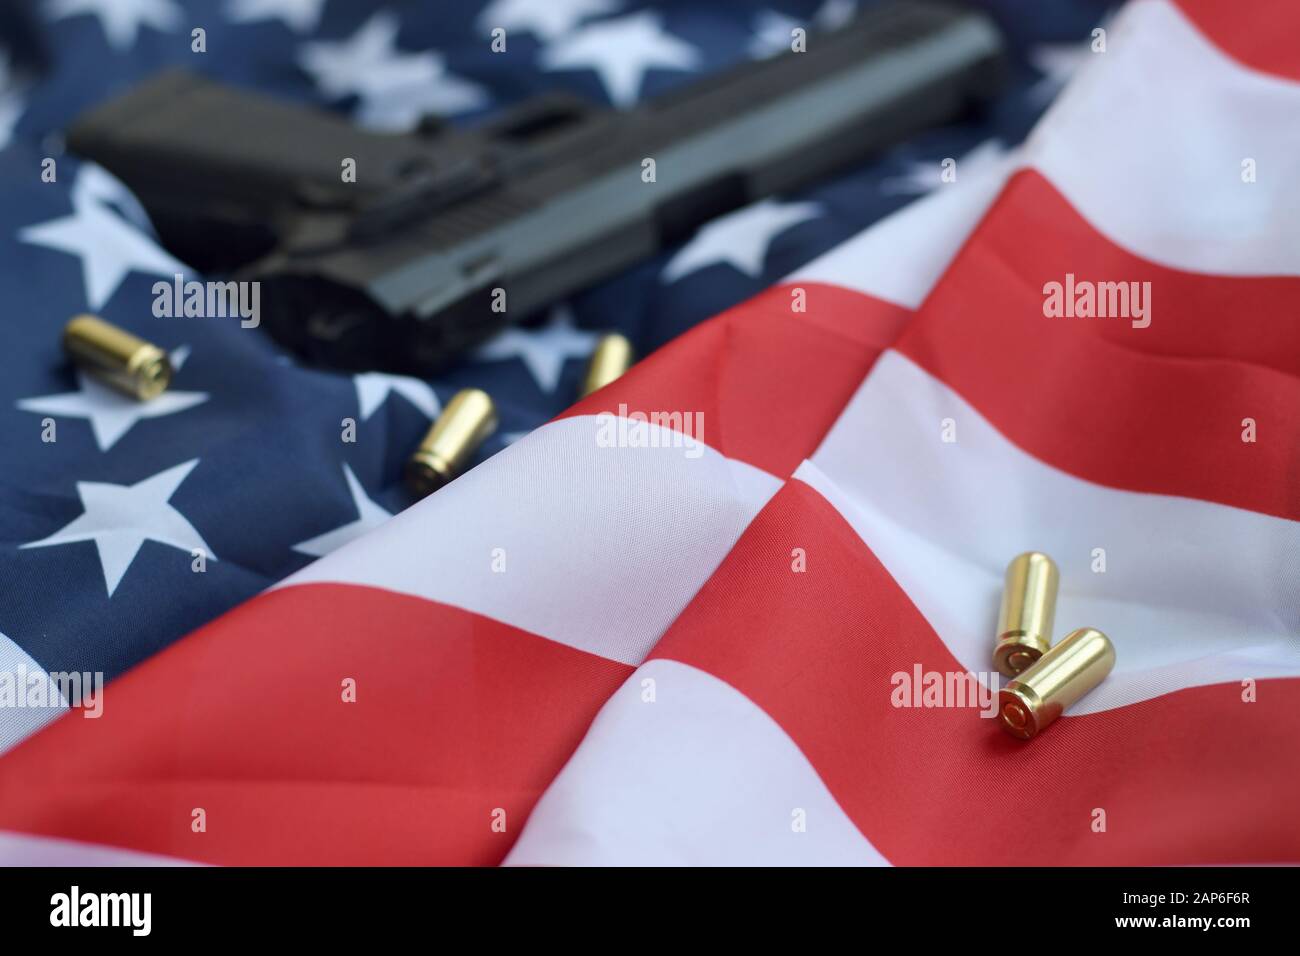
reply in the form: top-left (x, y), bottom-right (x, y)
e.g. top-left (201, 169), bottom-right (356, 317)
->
top-left (1174, 0), bottom-right (1300, 82)
top-left (0, 584), bottom-right (630, 865)
top-left (895, 169), bottom-right (1300, 520)
top-left (563, 282), bottom-right (907, 478)
top-left (652, 479), bottom-right (1300, 865)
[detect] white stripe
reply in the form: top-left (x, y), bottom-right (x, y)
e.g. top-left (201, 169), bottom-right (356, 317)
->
top-left (506, 658), bottom-right (889, 866)
top-left (789, 0), bottom-right (1300, 307)
top-left (282, 415), bottom-right (780, 666)
top-left (802, 351), bottom-right (1300, 713)
top-left (0, 830), bottom-right (196, 866)
top-left (786, 154), bottom-right (1009, 308)
top-left (1023, 0), bottom-right (1300, 276)
top-left (0, 633), bottom-right (67, 756)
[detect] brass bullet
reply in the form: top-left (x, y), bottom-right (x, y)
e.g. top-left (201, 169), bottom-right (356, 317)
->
top-left (62, 314), bottom-right (171, 400)
top-left (580, 333), bottom-right (634, 398)
top-left (994, 551), bottom-right (1058, 677)
top-left (999, 627), bottom-right (1116, 740)
top-left (405, 388), bottom-right (497, 497)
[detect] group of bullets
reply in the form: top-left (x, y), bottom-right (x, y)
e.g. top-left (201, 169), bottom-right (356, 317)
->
top-left (993, 552), bottom-right (1115, 740)
top-left (61, 313), bottom-right (635, 496)
top-left (407, 330), bottom-right (633, 495)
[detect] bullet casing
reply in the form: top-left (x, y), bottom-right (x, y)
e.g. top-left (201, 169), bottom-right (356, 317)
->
top-left (580, 333), bottom-right (634, 398)
top-left (62, 314), bottom-right (171, 400)
top-left (405, 388), bottom-right (497, 497)
top-left (999, 627), bottom-right (1115, 740)
top-left (995, 551), bottom-right (1058, 677)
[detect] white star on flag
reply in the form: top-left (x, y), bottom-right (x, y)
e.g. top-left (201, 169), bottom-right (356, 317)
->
top-left (69, 163), bottom-right (153, 231)
top-left (475, 305), bottom-right (596, 393)
top-left (352, 57), bottom-right (489, 131)
top-left (225, 0), bottom-right (326, 33)
top-left (880, 139), bottom-right (1008, 196)
top-left (477, 0), bottom-right (620, 41)
top-left (21, 459), bottom-right (213, 597)
top-left (814, 0), bottom-right (857, 30)
top-left (353, 371), bottom-right (439, 421)
top-left (0, 53), bottom-right (24, 151)
top-left (749, 1), bottom-right (857, 58)
top-left (540, 11), bottom-right (701, 108)
top-left (17, 358), bottom-right (208, 451)
top-left (0, 87), bottom-right (19, 151)
top-left (749, 10), bottom-right (803, 59)
top-left (298, 13), bottom-right (409, 98)
top-left (298, 12), bottom-right (488, 130)
top-left (292, 465), bottom-right (392, 558)
top-left (19, 174), bottom-right (189, 310)
top-left (1028, 40), bottom-right (1096, 105)
top-left (662, 199), bottom-right (822, 282)
top-left (46, 0), bottom-right (181, 52)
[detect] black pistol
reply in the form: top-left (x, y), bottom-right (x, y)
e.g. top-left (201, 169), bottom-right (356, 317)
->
top-left (66, 0), bottom-right (1003, 373)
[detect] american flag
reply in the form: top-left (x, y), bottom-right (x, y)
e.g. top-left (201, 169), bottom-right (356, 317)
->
top-left (2, 0), bottom-right (1295, 865)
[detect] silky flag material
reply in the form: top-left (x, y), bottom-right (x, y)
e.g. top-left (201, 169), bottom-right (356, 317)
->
top-left (0, 0), bottom-right (1297, 865)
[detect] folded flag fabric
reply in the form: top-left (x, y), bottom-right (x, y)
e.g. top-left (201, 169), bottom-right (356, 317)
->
top-left (0, 0), bottom-right (1053, 755)
top-left (1, 0), bottom-right (1297, 865)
